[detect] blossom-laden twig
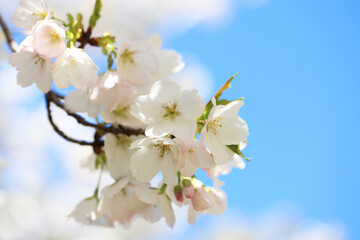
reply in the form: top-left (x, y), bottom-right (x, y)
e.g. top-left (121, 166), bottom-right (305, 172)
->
top-left (4, 0), bottom-right (251, 229)
top-left (0, 12), bottom-right (144, 152)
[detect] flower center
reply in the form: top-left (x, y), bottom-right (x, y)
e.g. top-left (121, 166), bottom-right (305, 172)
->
top-left (33, 55), bottom-right (46, 67)
top-left (154, 143), bottom-right (171, 158)
top-left (46, 29), bottom-right (61, 45)
top-left (120, 49), bottom-right (136, 65)
top-left (32, 11), bottom-right (48, 21)
top-left (162, 103), bottom-right (181, 120)
top-left (112, 105), bottom-right (129, 118)
top-left (206, 117), bottom-right (223, 135)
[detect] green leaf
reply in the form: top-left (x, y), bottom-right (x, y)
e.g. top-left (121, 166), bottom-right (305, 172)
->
top-left (213, 73), bottom-right (238, 101)
top-left (227, 144), bottom-right (251, 162)
top-left (89, 0), bottom-right (102, 29)
top-left (159, 184), bottom-right (167, 195)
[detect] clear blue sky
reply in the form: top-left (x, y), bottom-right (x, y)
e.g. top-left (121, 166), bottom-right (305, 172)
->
top-left (167, 0), bottom-right (360, 239)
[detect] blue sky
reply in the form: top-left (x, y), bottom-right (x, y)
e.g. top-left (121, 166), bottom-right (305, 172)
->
top-left (166, 0), bottom-right (360, 239)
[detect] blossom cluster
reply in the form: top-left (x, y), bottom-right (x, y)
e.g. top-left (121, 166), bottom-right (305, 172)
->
top-left (9, 0), bottom-right (250, 228)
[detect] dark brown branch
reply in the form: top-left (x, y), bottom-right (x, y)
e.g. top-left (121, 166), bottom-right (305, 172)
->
top-left (0, 13), bottom-right (18, 52)
top-left (46, 91), bottom-right (144, 136)
top-left (45, 93), bottom-right (97, 147)
top-left (1, 13), bottom-right (144, 149)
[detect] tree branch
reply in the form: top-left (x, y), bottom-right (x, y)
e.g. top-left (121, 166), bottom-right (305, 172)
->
top-left (46, 91), bottom-right (144, 136)
top-left (0, 13), bottom-right (18, 53)
top-left (1, 13), bottom-right (144, 149)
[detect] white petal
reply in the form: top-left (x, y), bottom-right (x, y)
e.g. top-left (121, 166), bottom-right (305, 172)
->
top-left (217, 116), bottom-right (249, 145)
top-left (160, 154), bottom-right (178, 185)
top-left (212, 100), bottom-right (244, 119)
top-left (177, 89), bottom-right (205, 119)
top-left (149, 80), bottom-right (181, 104)
top-left (105, 134), bottom-right (132, 180)
top-left (130, 147), bottom-right (161, 182)
top-left (159, 196), bottom-right (175, 228)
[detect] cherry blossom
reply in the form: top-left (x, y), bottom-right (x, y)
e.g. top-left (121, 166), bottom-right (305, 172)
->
top-left (134, 186), bottom-right (175, 228)
top-left (11, 0), bottom-right (49, 33)
top-left (65, 90), bottom-right (101, 118)
top-left (69, 198), bottom-right (99, 225)
top-left (116, 40), bottom-right (159, 86)
top-left (130, 136), bottom-right (180, 185)
top-left (8, 0), bottom-right (251, 229)
top-left (130, 80), bottom-right (205, 139)
top-left (52, 48), bottom-right (99, 90)
top-left (201, 98), bottom-right (249, 164)
top-left (33, 20), bottom-right (66, 58)
top-left (104, 134), bottom-right (141, 180)
top-left (178, 139), bottom-right (212, 177)
top-left (9, 51), bottom-right (53, 93)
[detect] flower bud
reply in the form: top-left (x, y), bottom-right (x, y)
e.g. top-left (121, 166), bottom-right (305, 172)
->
top-left (174, 185), bottom-right (184, 202)
top-left (191, 188), bottom-right (210, 212)
top-left (182, 179), bottom-right (194, 198)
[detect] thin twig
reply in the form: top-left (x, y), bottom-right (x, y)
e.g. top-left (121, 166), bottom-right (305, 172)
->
top-left (45, 93), bottom-right (96, 146)
top-left (46, 91), bottom-right (144, 136)
top-left (0, 13), bottom-right (18, 52)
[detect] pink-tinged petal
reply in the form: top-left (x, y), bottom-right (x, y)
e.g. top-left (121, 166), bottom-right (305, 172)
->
top-left (33, 20), bottom-right (66, 58)
top-left (191, 188), bottom-right (210, 212)
top-left (179, 153), bottom-right (198, 177)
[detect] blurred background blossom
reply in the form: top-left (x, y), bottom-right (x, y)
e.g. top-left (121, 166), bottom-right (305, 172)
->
top-left (1, 0), bottom-right (359, 239)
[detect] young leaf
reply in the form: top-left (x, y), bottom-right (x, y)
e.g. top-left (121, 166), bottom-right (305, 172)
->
top-left (227, 144), bottom-right (251, 162)
top-left (89, 0), bottom-right (102, 29)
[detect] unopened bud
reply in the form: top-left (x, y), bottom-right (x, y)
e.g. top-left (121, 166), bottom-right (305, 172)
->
top-left (183, 185), bottom-right (195, 199)
top-left (191, 188), bottom-right (210, 211)
top-left (174, 185), bottom-right (184, 202)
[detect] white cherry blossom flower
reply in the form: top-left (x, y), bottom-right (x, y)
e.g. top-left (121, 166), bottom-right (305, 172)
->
top-left (203, 187), bottom-right (227, 216)
top-left (69, 197), bottom-right (99, 225)
top-left (178, 139), bottom-right (212, 177)
top-left (52, 48), bottom-right (99, 90)
top-left (148, 34), bottom-right (185, 78)
top-left (104, 134), bottom-right (141, 180)
top-left (209, 149), bottom-right (246, 186)
top-left (9, 51), bottom-right (53, 93)
top-left (33, 20), bottom-right (66, 58)
top-left (116, 40), bottom-right (159, 86)
top-left (11, 0), bottom-right (49, 33)
top-left (98, 177), bottom-right (156, 227)
top-left (98, 177), bottom-right (135, 226)
top-left (65, 90), bottom-right (101, 118)
top-left (100, 96), bottom-right (145, 129)
top-left (134, 186), bottom-right (175, 228)
top-left (201, 98), bottom-right (249, 164)
top-left (130, 80), bottom-right (205, 139)
top-left (130, 136), bottom-right (180, 185)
